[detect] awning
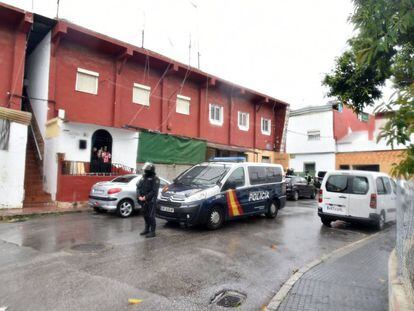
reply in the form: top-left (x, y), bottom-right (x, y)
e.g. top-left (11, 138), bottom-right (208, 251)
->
top-left (206, 142), bottom-right (255, 153)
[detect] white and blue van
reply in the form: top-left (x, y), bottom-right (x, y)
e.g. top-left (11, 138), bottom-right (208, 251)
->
top-left (156, 158), bottom-right (286, 229)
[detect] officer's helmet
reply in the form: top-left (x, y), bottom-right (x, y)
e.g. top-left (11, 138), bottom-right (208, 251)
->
top-left (142, 162), bottom-right (155, 175)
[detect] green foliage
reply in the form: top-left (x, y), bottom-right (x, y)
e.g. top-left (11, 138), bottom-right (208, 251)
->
top-left (323, 0), bottom-right (414, 178)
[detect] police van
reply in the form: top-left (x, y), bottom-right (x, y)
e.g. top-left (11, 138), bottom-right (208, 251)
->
top-left (156, 158), bottom-right (286, 229)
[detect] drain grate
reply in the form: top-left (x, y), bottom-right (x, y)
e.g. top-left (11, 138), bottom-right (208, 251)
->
top-left (210, 290), bottom-right (246, 308)
top-left (70, 243), bottom-right (106, 253)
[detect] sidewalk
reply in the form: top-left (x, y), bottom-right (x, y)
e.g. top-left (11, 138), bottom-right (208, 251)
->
top-left (276, 227), bottom-right (395, 311)
top-left (0, 204), bottom-right (90, 221)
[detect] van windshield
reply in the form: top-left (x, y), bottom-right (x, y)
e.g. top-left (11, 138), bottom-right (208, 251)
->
top-left (175, 165), bottom-right (230, 187)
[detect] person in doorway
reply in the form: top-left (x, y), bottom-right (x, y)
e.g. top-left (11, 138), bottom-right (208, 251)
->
top-left (137, 162), bottom-right (160, 238)
top-left (91, 147), bottom-right (99, 173)
top-left (97, 147), bottom-right (103, 173)
top-left (101, 146), bottom-right (112, 173)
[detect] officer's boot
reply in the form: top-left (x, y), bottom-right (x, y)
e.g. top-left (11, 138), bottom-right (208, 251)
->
top-left (145, 231), bottom-right (156, 238)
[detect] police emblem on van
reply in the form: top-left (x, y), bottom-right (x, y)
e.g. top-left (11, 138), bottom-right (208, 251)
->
top-left (249, 191), bottom-right (270, 202)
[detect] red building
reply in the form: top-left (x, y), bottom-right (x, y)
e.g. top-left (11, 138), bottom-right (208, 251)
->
top-left (1, 2), bottom-right (289, 205)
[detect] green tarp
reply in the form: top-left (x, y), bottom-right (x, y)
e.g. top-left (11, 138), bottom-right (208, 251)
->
top-left (137, 131), bottom-right (206, 165)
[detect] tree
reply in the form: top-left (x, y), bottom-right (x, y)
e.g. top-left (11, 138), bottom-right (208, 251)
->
top-left (323, 0), bottom-right (414, 178)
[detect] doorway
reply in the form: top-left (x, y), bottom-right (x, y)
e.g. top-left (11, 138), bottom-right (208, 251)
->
top-left (91, 129), bottom-right (113, 173)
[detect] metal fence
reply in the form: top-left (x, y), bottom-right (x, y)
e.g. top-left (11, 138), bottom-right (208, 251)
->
top-left (396, 180), bottom-right (414, 296)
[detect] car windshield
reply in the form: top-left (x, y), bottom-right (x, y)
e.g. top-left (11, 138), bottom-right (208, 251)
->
top-left (175, 165), bottom-right (230, 187)
top-left (111, 175), bottom-right (137, 183)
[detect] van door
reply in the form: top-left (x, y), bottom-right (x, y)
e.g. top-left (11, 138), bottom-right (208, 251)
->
top-left (382, 177), bottom-right (396, 222)
top-left (247, 166), bottom-right (269, 214)
top-left (322, 174), bottom-right (350, 216)
top-left (348, 175), bottom-right (371, 218)
top-left (222, 167), bottom-right (249, 218)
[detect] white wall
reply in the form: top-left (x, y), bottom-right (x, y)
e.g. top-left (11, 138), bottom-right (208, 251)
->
top-left (26, 32), bottom-right (51, 138)
top-left (289, 153), bottom-right (336, 173)
top-left (43, 122), bottom-right (139, 198)
top-left (0, 122), bottom-right (28, 208)
top-left (286, 110), bottom-right (336, 154)
top-left (137, 163), bottom-right (191, 182)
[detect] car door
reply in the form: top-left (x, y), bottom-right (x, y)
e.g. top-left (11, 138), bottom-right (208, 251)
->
top-left (348, 175), bottom-right (370, 218)
top-left (222, 167), bottom-right (249, 218)
top-left (322, 174), bottom-right (350, 216)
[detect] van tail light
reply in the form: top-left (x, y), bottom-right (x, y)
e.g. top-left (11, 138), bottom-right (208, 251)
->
top-left (107, 188), bottom-right (122, 195)
top-left (370, 193), bottom-right (377, 209)
top-left (318, 189), bottom-right (323, 203)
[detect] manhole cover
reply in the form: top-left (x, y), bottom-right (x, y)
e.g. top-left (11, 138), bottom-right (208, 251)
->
top-left (70, 243), bottom-right (106, 253)
top-left (210, 290), bottom-right (246, 308)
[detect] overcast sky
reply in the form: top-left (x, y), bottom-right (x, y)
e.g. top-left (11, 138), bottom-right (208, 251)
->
top-left (6, 0), bottom-right (355, 110)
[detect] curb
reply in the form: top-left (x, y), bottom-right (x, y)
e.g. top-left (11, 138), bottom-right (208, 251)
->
top-left (265, 231), bottom-right (380, 311)
top-left (0, 208), bottom-right (90, 222)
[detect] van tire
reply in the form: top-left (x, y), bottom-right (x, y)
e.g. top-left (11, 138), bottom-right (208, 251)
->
top-left (320, 216), bottom-right (332, 227)
top-left (293, 191), bottom-right (299, 201)
top-left (376, 212), bottom-right (386, 231)
top-left (265, 201), bottom-right (279, 219)
top-left (206, 206), bottom-right (224, 230)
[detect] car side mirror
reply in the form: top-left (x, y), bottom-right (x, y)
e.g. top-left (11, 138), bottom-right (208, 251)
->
top-left (222, 181), bottom-right (236, 191)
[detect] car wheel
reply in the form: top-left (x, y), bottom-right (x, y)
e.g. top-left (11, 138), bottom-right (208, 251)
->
top-left (117, 199), bottom-right (134, 218)
top-left (293, 191), bottom-right (299, 201)
top-left (320, 216), bottom-right (332, 227)
top-left (93, 206), bottom-right (105, 213)
top-left (265, 201), bottom-right (279, 219)
top-left (376, 212), bottom-right (386, 231)
top-left (206, 206), bottom-right (224, 230)
top-left (310, 190), bottom-right (316, 199)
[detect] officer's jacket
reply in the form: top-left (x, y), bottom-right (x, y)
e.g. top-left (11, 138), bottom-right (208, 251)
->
top-left (137, 175), bottom-right (160, 203)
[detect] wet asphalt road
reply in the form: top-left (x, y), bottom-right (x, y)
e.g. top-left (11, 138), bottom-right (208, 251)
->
top-left (0, 200), bottom-right (380, 311)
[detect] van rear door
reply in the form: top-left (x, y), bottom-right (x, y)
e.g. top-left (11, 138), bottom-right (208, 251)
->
top-left (322, 174), bottom-right (350, 216)
top-left (348, 175), bottom-right (371, 218)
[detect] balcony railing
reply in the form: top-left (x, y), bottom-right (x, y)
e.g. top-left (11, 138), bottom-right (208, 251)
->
top-left (61, 160), bottom-right (136, 176)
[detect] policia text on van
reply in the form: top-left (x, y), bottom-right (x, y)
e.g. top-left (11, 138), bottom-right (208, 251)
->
top-left (156, 158), bottom-right (286, 230)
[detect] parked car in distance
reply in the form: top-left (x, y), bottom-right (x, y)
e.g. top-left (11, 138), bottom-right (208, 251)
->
top-left (286, 175), bottom-right (317, 200)
top-left (89, 174), bottom-right (170, 218)
top-left (314, 171), bottom-right (327, 188)
top-left (318, 170), bottom-right (397, 230)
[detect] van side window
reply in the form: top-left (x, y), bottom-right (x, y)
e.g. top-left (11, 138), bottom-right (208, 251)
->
top-left (223, 167), bottom-right (245, 190)
top-left (266, 167), bottom-right (282, 183)
top-left (381, 177), bottom-right (392, 194)
top-left (248, 166), bottom-right (267, 185)
top-left (351, 176), bottom-right (369, 194)
top-left (376, 178), bottom-right (386, 195)
top-left (326, 175), bottom-right (348, 193)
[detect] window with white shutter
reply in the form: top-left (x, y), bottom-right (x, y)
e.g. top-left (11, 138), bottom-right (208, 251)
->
top-left (75, 68), bottom-right (99, 95)
top-left (176, 95), bottom-right (191, 115)
top-left (238, 111), bottom-right (249, 131)
top-left (133, 83), bottom-right (150, 106)
top-left (209, 104), bottom-right (223, 126)
top-left (261, 117), bottom-right (271, 135)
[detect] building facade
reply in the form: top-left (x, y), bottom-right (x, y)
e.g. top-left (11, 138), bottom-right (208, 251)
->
top-left (0, 2), bottom-right (289, 207)
top-left (286, 103), bottom-right (409, 176)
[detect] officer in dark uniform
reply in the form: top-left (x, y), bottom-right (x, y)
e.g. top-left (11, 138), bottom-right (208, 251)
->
top-left (137, 162), bottom-right (160, 238)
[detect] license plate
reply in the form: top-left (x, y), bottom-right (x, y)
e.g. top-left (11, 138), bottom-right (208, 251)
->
top-left (323, 204), bottom-right (346, 215)
top-left (160, 206), bottom-right (174, 213)
top-left (94, 189), bottom-right (104, 194)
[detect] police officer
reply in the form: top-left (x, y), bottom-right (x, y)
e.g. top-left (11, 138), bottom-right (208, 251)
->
top-left (137, 162), bottom-right (160, 238)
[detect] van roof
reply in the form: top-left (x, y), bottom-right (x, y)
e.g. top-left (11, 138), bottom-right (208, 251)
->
top-left (326, 170), bottom-right (390, 178)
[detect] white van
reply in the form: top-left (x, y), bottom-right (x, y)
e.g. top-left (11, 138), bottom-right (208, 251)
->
top-left (318, 170), bottom-right (397, 230)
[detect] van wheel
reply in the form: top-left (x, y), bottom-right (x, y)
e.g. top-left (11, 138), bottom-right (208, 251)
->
top-left (117, 199), bottom-right (134, 218)
top-left (265, 201), bottom-right (279, 219)
top-left (293, 191), bottom-right (299, 201)
top-left (320, 216), bottom-right (331, 227)
top-left (376, 212), bottom-right (386, 231)
top-left (206, 206), bottom-right (224, 230)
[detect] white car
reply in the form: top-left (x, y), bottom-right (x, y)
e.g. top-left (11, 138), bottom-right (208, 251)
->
top-left (318, 170), bottom-right (397, 230)
top-left (89, 174), bottom-right (170, 218)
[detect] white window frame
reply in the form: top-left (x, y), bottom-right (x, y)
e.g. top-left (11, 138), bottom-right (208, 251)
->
top-left (75, 68), bottom-right (99, 95)
top-left (261, 117), bottom-right (271, 135)
top-left (238, 111), bottom-right (249, 131)
top-left (132, 83), bottom-right (151, 106)
top-left (209, 103), bottom-right (224, 126)
top-left (307, 130), bottom-right (321, 141)
top-left (176, 94), bottom-right (191, 115)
